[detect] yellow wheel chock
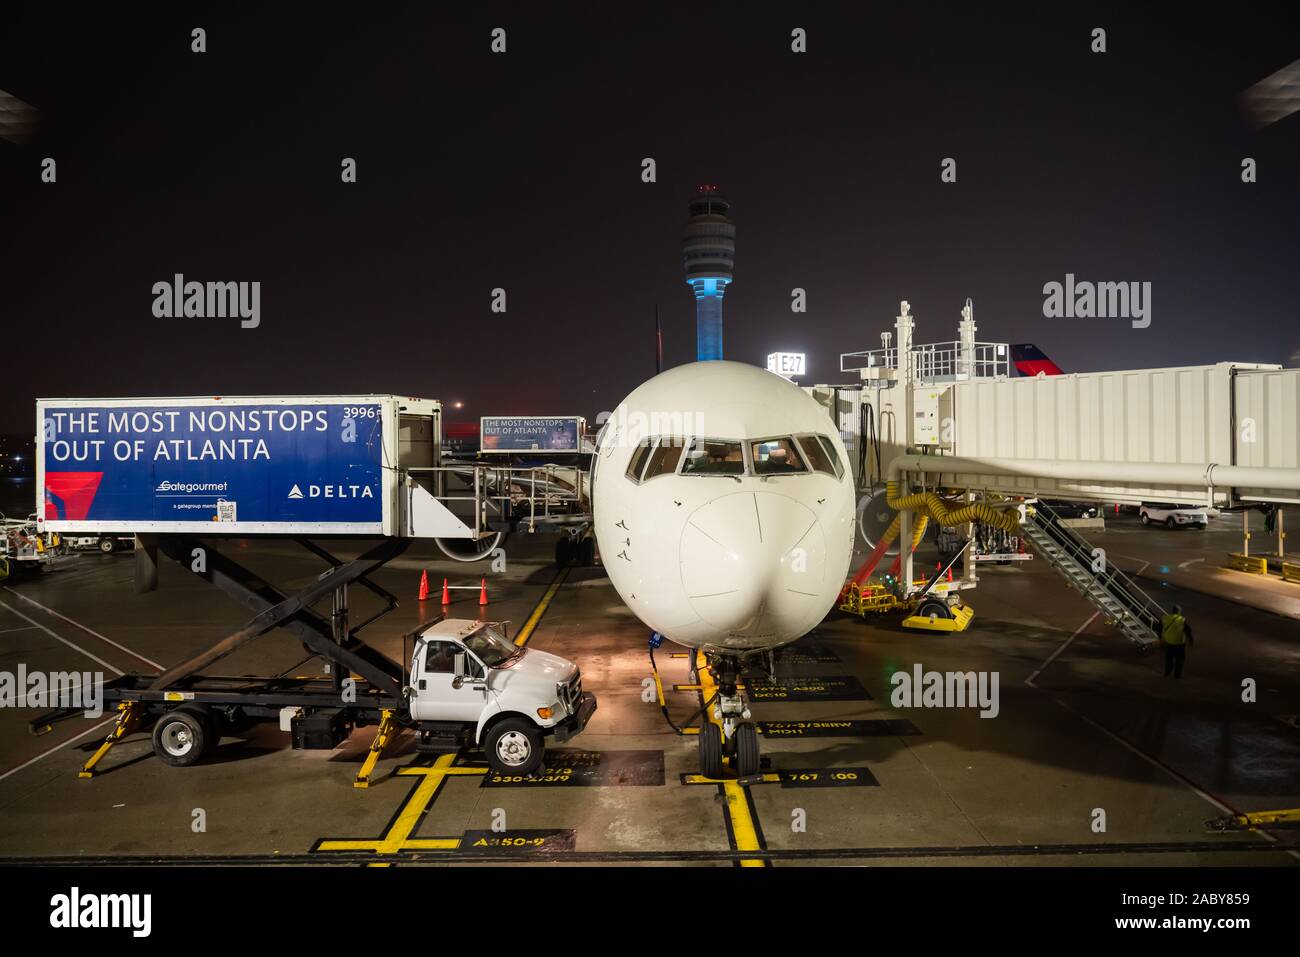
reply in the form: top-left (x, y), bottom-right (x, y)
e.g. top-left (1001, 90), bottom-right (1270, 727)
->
top-left (902, 603), bottom-right (976, 633)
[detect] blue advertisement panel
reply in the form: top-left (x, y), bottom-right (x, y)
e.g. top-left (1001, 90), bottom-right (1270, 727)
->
top-left (480, 416), bottom-right (582, 453)
top-left (41, 402), bottom-right (384, 529)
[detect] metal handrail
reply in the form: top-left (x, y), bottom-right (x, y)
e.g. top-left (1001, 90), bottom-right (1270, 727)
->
top-left (1030, 505), bottom-right (1165, 629)
top-left (405, 463), bottom-right (590, 534)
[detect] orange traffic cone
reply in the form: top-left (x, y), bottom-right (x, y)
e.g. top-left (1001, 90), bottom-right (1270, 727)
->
top-left (441, 578), bottom-right (451, 605)
top-left (418, 570), bottom-right (430, 601)
top-left (947, 566), bottom-right (953, 582)
top-left (478, 577), bottom-right (489, 606)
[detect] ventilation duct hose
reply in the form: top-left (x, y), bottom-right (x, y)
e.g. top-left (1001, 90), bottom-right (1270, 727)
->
top-left (846, 481), bottom-right (1018, 588)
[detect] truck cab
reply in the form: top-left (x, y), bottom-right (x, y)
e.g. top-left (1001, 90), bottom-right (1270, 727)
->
top-left (407, 619), bottom-right (595, 775)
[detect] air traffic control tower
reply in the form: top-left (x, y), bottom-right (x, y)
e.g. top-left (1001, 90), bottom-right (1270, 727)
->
top-left (682, 186), bottom-right (736, 361)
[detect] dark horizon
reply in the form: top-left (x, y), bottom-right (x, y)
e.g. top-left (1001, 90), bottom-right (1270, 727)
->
top-left (2, 4), bottom-right (1299, 435)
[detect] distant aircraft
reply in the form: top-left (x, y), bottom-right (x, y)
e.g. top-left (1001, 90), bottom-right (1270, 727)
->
top-left (592, 360), bottom-right (856, 776)
top-left (1010, 343), bottom-right (1064, 376)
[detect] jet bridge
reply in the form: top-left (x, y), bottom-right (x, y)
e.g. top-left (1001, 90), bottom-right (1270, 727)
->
top-left (821, 299), bottom-right (1300, 636)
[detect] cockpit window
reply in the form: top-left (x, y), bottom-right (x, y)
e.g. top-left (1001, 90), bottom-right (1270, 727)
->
top-left (796, 434), bottom-right (840, 478)
top-left (816, 435), bottom-right (845, 479)
top-left (625, 438), bottom-right (654, 483)
top-left (750, 437), bottom-right (806, 475)
top-left (681, 438), bottom-right (745, 475)
top-left (643, 438), bottom-right (685, 480)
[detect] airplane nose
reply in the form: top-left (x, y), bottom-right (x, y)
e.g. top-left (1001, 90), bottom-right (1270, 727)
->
top-left (680, 491), bottom-right (827, 638)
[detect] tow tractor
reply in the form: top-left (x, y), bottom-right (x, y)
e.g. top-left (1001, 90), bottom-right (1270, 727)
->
top-left (1, 512), bottom-right (61, 580)
top-left (33, 617), bottom-right (596, 783)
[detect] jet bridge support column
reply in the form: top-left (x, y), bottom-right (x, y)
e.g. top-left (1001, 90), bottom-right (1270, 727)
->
top-left (898, 493), bottom-right (914, 589)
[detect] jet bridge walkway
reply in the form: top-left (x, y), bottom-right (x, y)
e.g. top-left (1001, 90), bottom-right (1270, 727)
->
top-left (1021, 503), bottom-right (1166, 649)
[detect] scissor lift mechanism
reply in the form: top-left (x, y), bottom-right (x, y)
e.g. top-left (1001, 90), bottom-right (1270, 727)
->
top-left (34, 535), bottom-right (414, 786)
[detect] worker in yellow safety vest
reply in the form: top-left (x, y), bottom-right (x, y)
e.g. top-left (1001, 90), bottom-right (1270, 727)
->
top-left (1160, 603), bottom-right (1194, 679)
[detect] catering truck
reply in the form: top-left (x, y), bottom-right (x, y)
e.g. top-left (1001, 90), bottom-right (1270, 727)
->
top-left (34, 394), bottom-right (483, 539)
top-left (29, 396), bottom-right (596, 781)
top-left (34, 618), bottom-right (595, 779)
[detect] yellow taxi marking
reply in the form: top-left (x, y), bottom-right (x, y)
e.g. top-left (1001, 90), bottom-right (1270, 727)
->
top-left (694, 650), bottom-right (768, 867)
top-left (683, 772), bottom-right (781, 785)
top-left (723, 780), bottom-right (767, 868)
top-left (514, 566), bottom-right (570, 646)
top-left (315, 753), bottom-right (486, 864)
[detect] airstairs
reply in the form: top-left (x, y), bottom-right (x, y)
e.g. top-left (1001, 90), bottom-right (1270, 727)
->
top-left (1020, 504), bottom-right (1166, 649)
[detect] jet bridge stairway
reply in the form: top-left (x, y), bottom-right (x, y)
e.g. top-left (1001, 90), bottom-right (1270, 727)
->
top-left (1020, 504), bottom-right (1165, 649)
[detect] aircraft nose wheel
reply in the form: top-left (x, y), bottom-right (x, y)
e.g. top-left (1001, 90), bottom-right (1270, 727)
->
top-left (734, 723), bottom-right (760, 778)
top-left (699, 723), bottom-right (723, 779)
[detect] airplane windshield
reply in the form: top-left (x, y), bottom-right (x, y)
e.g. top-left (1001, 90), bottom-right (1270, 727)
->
top-left (750, 437), bottom-right (806, 475)
top-left (797, 434), bottom-right (841, 477)
top-left (681, 438), bottom-right (745, 475)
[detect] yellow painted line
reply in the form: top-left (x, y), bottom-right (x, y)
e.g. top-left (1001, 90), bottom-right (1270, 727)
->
top-left (694, 650), bottom-right (768, 867)
top-left (378, 757), bottom-right (453, 854)
top-left (683, 772), bottom-right (781, 786)
top-left (401, 838), bottom-right (464, 849)
top-left (315, 753), bottom-right (487, 862)
top-left (514, 566), bottom-right (570, 646)
top-left (723, 780), bottom-right (767, 867)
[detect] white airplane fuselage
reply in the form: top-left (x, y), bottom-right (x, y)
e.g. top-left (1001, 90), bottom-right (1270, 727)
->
top-left (592, 361), bottom-right (856, 654)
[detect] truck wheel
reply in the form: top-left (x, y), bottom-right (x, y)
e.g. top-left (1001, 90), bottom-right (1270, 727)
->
top-left (555, 537), bottom-right (573, 568)
top-left (152, 709), bottom-right (211, 767)
top-left (98, 537), bottom-right (116, 554)
top-left (579, 537), bottom-right (596, 566)
top-left (1140, 513), bottom-right (1150, 525)
top-left (484, 718), bottom-right (544, 776)
top-left (1165, 517), bottom-right (1176, 529)
top-left (699, 723), bottom-right (723, 779)
top-left (735, 723), bottom-right (760, 778)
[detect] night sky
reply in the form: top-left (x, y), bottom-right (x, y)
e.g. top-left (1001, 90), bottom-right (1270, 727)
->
top-left (2, 4), bottom-right (1299, 435)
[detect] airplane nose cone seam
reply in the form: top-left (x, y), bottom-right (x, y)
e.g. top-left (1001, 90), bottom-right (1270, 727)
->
top-left (681, 491), bottom-right (828, 634)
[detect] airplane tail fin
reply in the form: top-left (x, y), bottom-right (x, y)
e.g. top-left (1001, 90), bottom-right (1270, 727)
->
top-left (1010, 343), bottom-right (1064, 376)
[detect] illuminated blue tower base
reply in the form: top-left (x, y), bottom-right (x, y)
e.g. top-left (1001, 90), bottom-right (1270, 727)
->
top-left (682, 186), bottom-right (736, 363)
top-left (691, 277), bottom-right (729, 361)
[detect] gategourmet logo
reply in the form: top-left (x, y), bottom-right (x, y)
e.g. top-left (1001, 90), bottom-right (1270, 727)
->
top-left (156, 481), bottom-right (229, 494)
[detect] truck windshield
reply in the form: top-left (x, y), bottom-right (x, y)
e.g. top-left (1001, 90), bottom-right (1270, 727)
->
top-left (463, 627), bottom-right (520, 668)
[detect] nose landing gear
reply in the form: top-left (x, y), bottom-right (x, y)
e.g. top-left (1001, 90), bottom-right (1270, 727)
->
top-left (646, 636), bottom-right (765, 781)
top-left (697, 652), bottom-right (762, 780)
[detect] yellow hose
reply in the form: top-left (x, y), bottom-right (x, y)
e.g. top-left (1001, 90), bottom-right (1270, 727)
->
top-left (886, 480), bottom-right (1020, 533)
top-left (850, 480), bottom-right (1020, 587)
top-left (866, 504), bottom-right (929, 555)
top-left (869, 480), bottom-right (1019, 553)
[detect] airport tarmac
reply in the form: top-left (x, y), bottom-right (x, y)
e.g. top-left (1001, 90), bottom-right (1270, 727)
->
top-left (0, 511), bottom-right (1297, 866)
